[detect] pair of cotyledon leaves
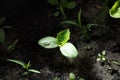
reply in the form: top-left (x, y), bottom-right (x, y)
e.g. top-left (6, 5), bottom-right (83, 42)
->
top-left (48, 0), bottom-right (77, 17)
top-left (48, 0), bottom-right (77, 9)
top-left (109, 0), bottom-right (120, 18)
top-left (38, 29), bottom-right (78, 58)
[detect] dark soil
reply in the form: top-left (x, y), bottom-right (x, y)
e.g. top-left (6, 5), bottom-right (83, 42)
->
top-left (0, 0), bottom-right (120, 80)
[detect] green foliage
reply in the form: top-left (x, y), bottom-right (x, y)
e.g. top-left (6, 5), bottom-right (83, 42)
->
top-left (54, 11), bottom-right (60, 17)
top-left (61, 9), bottom-right (97, 40)
top-left (60, 9), bottom-right (82, 29)
top-left (28, 69), bottom-right (41, 74)
top-left (57, 29), bottom-right (70, 46)
top-left (112, 61), bottom-right (120, 66)
top-left (38, 36), bottom-right (58, 48)
top-left (7, 39), bottom-right (18, 53)
top-left (109, 0), bottom-right (120, 18)
top-left (60, 42), bottom-right (78, 58)
top-left (53, 77), bottom-right (60, 80)
top-left (7, 59), bottom-right (40, 75)
top-left (48, 0), bottom-right (77, 20)
top-left (96, 50), bottom-right (106, 62)
top-left (69, 72), bottom-right (85, 80)
top-left (38, 29), bottom-right (78, 58)
top-left (69, 72), bottom-right (75, 80)
top-left (65, 1), bottom-right (77, 9)
top-left (48, 0), bottom-right (59, 5)
top-left (79, 77), bottom-right (85, 80)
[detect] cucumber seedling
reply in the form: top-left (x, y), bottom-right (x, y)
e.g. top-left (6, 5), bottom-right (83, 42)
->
top-left (38, 29), bottom-right (78, 58)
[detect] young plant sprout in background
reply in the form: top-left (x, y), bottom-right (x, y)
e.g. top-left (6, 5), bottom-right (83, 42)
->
top-left (7, 39), bottom-right (18, 53)
top-left (109, 0), bottom-right (120, 18)
top-left (112, 61), bottom-right (120, 66)
top-left (38, 29), bottom-right (78, 58)
top-left (96, 50), bottom-right (106, 62)
top-left (7, 59), bottom-right (40, 75)
top-left (48, 0), bottom-right (77, 20)
top-left (79, 77), bottom-right (85, 80)
top-left (69, 72), bottom-right (85, 80)
top-left (61, 9), bottom-right (97, 40)
top-left (53, 77), bottom-right (60, 80)
top-left (69, 72), bottom-right (75, 80)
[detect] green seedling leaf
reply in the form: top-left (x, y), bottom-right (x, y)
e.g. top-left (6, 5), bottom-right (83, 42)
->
top-left (102, 57), bottom-right (106, 61)
top-left (112, 61), bottom-right (120, 65)
top-left (54, 11), bottom-right (60, 16)
top-left (60, 0), bottom-right (68, 8)
top-left (38, 36), bottom-right (58, 48)
top-left (86, 24), bottom-right (98, 30)
top-left (97, 51), bottom-right (106, 62)
top-left (53, 77), bottom-right (60, 80)
top-left (69, 72), bottom-right (75, 80)
top-left (26, 61), bottom-right (31, 69)
top-left (0, 28), bottom-right (5, 43)
top-left (7, 59), bottom-right (26, 69)
top-left (60, 21), bottom-right (79, 27)
top-left (98, 54), bottom-right (101, 57)
top-left (57, 29), bottom-right (70, 46)
top-left (79, 77), bottom-right (85, 80)
top-left (0, 17), bottom-right (5, 26)
top-left (109, 0), bottom-right (120, 18)
top-left (23, 72), bottom-right (29, 75)
top-left (102, 50), bottom-right (106, 55)
top-left (28, 69), bottom-right (41, 74)
top-left (60, 42), bottom-right (78, 58)
top-left (96, 58), bottom-right (101, 62)
top-left (65, 1), bottom-right (77, 9)
top-left (48, 0), bottom-right (59, 5)
top-left (7, 39), bottom-right (18, 53)
top-left (78, 9), bottom-right (82, 27)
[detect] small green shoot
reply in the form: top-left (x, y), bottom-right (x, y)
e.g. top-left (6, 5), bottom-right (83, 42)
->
top-left (69, 72), bottom-right (85, 80)
top-left (79, 77), bottom-right (85, 80)
top-left (7, 39), bottom-right (18, 53)
top-left (7, 59), bottom-right (40, 75)
top-left (53, 77), bottom-right (60, 80)
top-left (38, 29), bottom-right (78, 58)
top-left (69, 72), bottom-right (75, 80)
top-left (112, 61), bottom-right (120, 66)
top-left (57, 28), bottom-right (70, 46)
top-left (109, 0), bottom-right (120, 18)
top-left (48, 0), bottom-right (77, 20)
top-left (96, 50), bottom-right (106, 62)
top-left (38, 36), bottom-right (58, 48)
top-left (61, 9), bottom-right (97, 40)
